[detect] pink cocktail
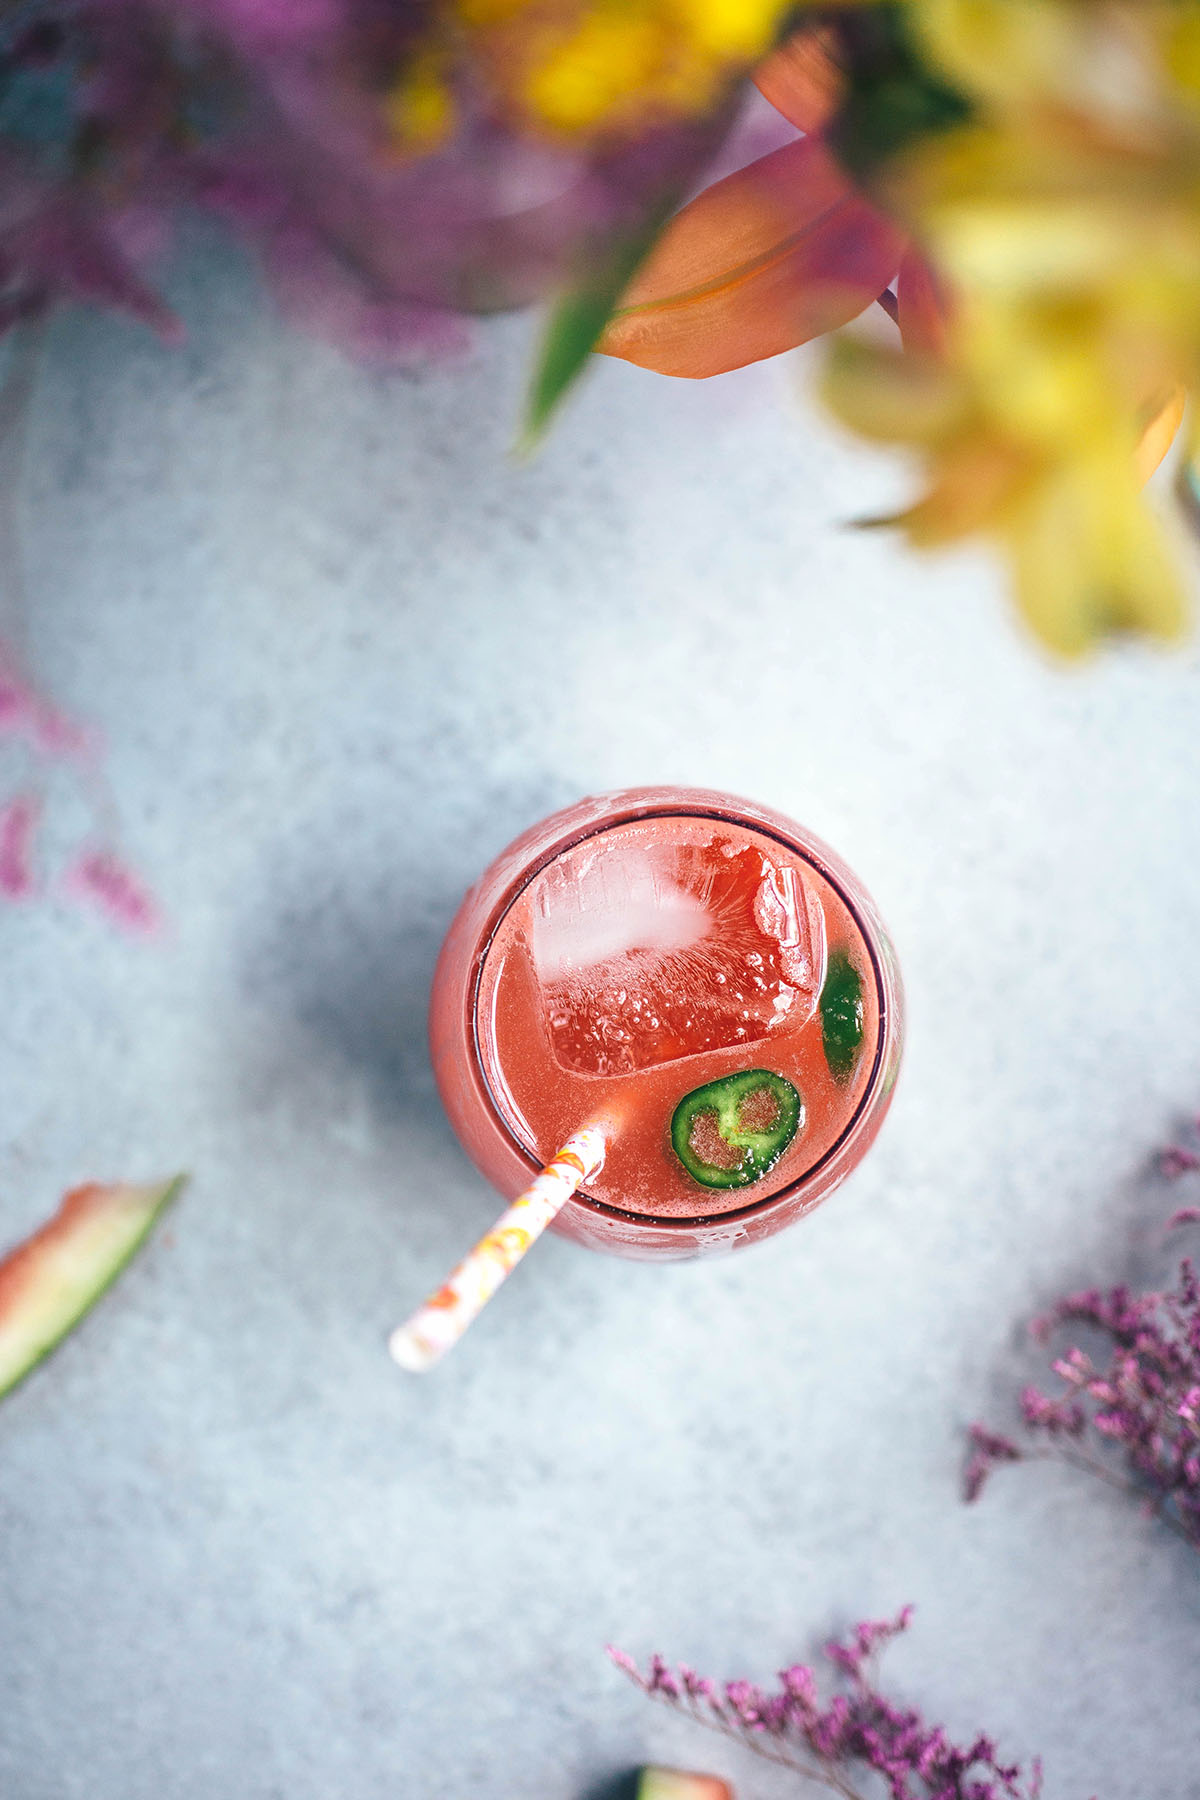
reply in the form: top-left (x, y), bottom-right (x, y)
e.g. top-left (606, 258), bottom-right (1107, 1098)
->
top-left (429, 788), bottom-right (903, 1260)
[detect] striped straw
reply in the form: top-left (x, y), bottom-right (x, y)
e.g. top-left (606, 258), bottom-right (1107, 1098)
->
top-left (389, 1126), bottom-right (607, 1373)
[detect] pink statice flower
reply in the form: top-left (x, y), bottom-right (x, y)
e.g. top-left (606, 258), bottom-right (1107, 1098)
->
top-left (0, 636), bottom-right (157, 930)
top-left (63, 847), bottom-right (161, 936)
top-left (0, 790), bottom-right (41, 897)
top-left (28, 693), bottom-right (98, 761)
top-left (0, 656), bottom-right (39, 739)
top-left (610, 1610), bottom-right (1043, 1800)
top-left (0, 644), bottom-right (96, 760)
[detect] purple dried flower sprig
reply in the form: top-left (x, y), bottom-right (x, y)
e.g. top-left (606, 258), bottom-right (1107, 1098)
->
top-left (1157, 1114), bottom-right (1200, 1182)
top-left (610, 1609), bottom-right (1043, 1800)
top-left (967, 1202), bottom-right (1200, 1553)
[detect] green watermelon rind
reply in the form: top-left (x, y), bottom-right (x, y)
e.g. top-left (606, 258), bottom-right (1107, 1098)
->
top-left (0, 1175), bottom-right (185, 1402)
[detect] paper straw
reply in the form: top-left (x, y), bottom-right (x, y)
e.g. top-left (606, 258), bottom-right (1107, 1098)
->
top-left (389, 1126), bottom-right (607, 1373)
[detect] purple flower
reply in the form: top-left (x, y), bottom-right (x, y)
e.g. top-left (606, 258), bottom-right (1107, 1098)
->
top-left (967, 1196), bottom-right (1200, 1553)
top-left (646, 1654), bottom-right (681, 1701)
top-left (964, 1426), bottom-right (1020, 1502)
top-left (0, 1), bottom-right (736, 357)
top-left (610, 1612), bottom-right (1043, 1800)
top-left (605, 1645), bottom-right (639, 1677)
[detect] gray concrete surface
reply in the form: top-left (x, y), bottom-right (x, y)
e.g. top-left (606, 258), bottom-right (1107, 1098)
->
top-left (1, 243), bottom-right (1199, 1799)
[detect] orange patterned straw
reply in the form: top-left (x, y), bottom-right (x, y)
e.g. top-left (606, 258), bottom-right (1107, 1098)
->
top-left (389, 1126), bottom-right (607, 1372)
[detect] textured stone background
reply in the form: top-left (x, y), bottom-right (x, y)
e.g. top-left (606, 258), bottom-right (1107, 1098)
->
top-left (1, 243), bottom-right (1199, 1799)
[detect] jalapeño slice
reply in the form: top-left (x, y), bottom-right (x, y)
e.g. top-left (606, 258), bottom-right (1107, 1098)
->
top-left (820, 950), bottom-right (865, 1083)
top-left (670, 1069), bottom-right (803, 1190)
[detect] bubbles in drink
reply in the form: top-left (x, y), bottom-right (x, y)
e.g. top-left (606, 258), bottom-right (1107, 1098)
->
top-left (528, 832), bottom-right (827, 1076)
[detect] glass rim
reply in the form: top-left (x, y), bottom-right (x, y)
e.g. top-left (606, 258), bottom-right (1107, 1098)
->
top-left (469, 797), bottom-right (892, 1232)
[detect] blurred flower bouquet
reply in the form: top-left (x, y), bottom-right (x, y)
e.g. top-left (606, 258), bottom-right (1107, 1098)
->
top-left (0, 0), bottom-right (1198, 656)
top-left (599, 0), bottom-right (1200, 654)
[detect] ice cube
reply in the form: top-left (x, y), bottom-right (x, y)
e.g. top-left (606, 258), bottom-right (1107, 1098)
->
top-left (528, 832), bottom-right (827, 1077)
top-left (531, 848), bottom-right (710, 978)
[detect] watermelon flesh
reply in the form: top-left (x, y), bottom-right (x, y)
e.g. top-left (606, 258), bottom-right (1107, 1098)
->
top-left (637, 1771), bottom-right (733, 1800)
top-left (0, 1177), bottom-right (184, 1400)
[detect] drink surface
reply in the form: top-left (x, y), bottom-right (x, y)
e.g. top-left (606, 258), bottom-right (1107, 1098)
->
top-left (476, 813), bottom-right (882, 1219)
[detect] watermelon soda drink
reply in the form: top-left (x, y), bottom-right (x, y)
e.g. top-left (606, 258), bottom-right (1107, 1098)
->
top-left (430, 789), bottom-right (902, 1260)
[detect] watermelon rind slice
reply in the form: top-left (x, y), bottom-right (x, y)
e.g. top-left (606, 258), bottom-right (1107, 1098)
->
top-left (636, 1769), bottom-right (733, 1800)
top-left (0, 1176), bottom-right (185, 1401)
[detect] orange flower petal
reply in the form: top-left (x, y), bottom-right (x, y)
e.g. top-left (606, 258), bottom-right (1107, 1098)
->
top-left (1136, 388), bottom-right (1186, 485)
top-left (599, 137), bottom-right (906, 377)
top-left (896, 249), bottom-right (948, 358)
top-left (889, 443), bottom-right (1028, 545)
top-left (754, 27), bottom-right (844, 134)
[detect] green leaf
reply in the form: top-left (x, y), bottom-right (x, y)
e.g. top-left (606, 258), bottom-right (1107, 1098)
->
top-left (820, 950), bottom-right (865, 1083)
top-left (829, 1), bottom-right (971, 180)
top-left (521, 197), bottom-right (680, 449)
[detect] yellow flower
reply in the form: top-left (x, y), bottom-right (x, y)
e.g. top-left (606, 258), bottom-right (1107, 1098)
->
top-left (813, 0), bottom-right (1200, 652)
top-left (823, 314), bottom-right (1189, 654)
top-left (523, 11), bottom-right (677, 132)
top-left (385, 0), bottom-right (791, 152)
top-left (911, 0), bottom-right (1160, 120)
top-left (458, 0), bottom-right (791, 140)
top-left (386, 53), bottom-right (457, 153)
